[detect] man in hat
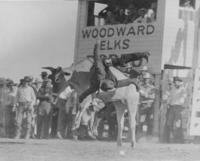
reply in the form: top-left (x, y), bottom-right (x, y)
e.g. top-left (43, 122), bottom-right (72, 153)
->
top-left (37, 78), bottom-right (53, 139)
top-left (139, 72), bottom-right (156, 135)
top-left (56, 81), bottom-right (77, 139)
top-left (15, 76), bottom-right (36, 139)
top-left (40, 72), bottom-right (52, 90)
top-left (183, 0), bottom-right (193, 8)
top-left (24, 76), bottom-right (38, 138)
top-left (41, 71), bottom-right (49, 81)
top-left (33, 78), bottom-right (42, 92)
top-left (124, 4), bottom-right (138, 24)
top-left (166, 76), bottom-right (187, 143)
top-left (135, 8), bottom-right (148, 23)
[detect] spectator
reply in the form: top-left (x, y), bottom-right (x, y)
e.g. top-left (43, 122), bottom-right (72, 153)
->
top-left (56, 83), bottom-right (75, 139)
top-left (18, 79), bottom-right (24, 87)
top-left (26, 76), bottom-right (37, 95)
top-left (105, 11), bottom-right (117, 25)
top-left (24, 76), bottom-right (38, 138)
top-left (15, 77), bottom-right (36, 139)
top-left (65, 83), bottom-right (78, 138)
top-left (135, 8), bottom-right (148, 23)
top-left (37, 79), bottom-right (53, 139)
top-left (98, 4), bottom-right (121, 25)
top-left (33, 78), bottom-right (42, 92)
top-left (32, 78), bottom-right (43, 138)
top-left (5, 80), bottom-right (17, 138)
top-left (98, 5), bottom-right (114, 19)
top-left (112, 4), bottom-right (120, 16)
top-left (124, 4), bottom-right (138, 24)
top-left (145, 2), bottom-right (157, 22)
top-left (166, 77), bottom-right (187, 143)
top-left (41, 71), bottom-right (49, 81)
top-left (140, 72), bottom-right (155, 99)
top-left (182, 0), bottom-right (193, 8)
top-left (115, 8), bottom-right (126, 24)
top-left (137, 71), bottom-right (156, 135)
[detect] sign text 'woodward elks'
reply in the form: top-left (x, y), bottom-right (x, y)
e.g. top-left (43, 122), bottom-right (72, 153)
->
top-left (81, 24), bottom-right (155, 51)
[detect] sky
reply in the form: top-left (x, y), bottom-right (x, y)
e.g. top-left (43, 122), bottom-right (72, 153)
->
top-left (0, 0), bottom-right (77, 82)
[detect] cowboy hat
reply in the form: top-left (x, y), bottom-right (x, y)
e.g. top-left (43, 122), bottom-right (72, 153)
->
top-left (23, 76), bottom-right (32, 82)
top-left (41, 71), bottom-right (48, 76)
top-left (7, 80), bottom-right (15, 86)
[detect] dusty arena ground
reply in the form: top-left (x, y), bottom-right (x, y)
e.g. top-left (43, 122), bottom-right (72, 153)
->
top-left (0, 138), bottom-right (199, 161)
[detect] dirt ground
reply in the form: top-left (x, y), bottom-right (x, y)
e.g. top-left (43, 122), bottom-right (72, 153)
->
top-left (0, 138), bottom-right (199, 161)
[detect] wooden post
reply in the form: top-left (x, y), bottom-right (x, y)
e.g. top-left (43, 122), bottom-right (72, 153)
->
top-left (153, 74), bottom-right (161, 137)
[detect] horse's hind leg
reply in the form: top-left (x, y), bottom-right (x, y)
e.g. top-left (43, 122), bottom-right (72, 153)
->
top-left (127, 99), bottom-right (139, 148)
top-left (115, 104), bottom-right (125, 147)
top-left (128, 112), bottom-right (136, 148)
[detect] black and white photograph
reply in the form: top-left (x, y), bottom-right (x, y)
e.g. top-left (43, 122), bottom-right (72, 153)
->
top-left (0, 0), bottom-right (200, 160)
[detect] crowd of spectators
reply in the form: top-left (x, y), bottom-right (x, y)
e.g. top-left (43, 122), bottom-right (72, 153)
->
top-left (0, 65), bottom-right (158, 140)
top-left (180, 0), bottom-right (195, 9)
top-left (0, 73), bottom-right (54, 139)
top-left (97, 2), bottom-right (157, 25)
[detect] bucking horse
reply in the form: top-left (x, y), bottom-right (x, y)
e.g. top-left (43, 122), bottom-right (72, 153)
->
top-left (45, 47), bottom-right (149, 147)
top-left (70, 60), bottom-right (140, 147)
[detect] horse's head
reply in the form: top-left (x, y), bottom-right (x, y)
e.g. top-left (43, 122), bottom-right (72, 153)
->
top-left (42, 66), bottom-right (71, 93)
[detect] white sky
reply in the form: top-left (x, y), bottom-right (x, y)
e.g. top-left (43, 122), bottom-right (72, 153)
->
top-left (0, 0), bottom-right (77, 82)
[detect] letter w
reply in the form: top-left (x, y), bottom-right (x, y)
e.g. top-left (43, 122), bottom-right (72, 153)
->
top-left (82, 29), bottom-right (91, 39)
top-left (116, 27), bottom-right (126, 36)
